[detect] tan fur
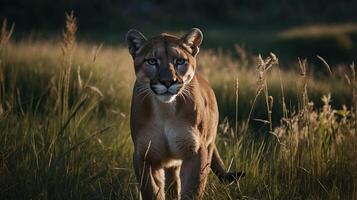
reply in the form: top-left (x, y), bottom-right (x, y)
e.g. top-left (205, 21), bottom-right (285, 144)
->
top-left (126, 28), bottom-right (242, 200)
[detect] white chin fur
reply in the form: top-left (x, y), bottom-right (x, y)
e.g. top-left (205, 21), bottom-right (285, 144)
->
top-left (156, 94), bottom-right (177, 103)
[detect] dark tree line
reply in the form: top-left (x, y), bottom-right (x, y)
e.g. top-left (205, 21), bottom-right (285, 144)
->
top-left (0, 0), bottom-right (356, 30)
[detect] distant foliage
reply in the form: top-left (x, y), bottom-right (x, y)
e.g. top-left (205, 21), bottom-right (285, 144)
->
top-left (1, 0), bottom-right (357, 29)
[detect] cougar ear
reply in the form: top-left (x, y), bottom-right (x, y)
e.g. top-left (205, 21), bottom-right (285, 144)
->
top-left (126, 29), bottom-right (147, 57)
top-left (181, 28), bottom-right (203, 56)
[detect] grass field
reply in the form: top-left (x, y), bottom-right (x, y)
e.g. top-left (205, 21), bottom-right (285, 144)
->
top-left (0, 16), bottom-right (356, 199)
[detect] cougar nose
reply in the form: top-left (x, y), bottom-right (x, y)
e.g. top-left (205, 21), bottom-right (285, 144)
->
top-left (159, 79), bottom-right (176, 87)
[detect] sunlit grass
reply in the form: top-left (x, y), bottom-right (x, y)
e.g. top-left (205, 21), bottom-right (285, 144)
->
top-left (278, 23), bottom-right (357, 39)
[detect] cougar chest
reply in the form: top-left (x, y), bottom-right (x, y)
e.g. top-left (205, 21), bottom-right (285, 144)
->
top-left (152, 101), bottom-right (200, 159)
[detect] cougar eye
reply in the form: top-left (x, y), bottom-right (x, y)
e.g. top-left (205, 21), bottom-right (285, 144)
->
top-left (146, 58), bottom-right (158, 65)
top-left (175, 58), bottom-right (186, 65)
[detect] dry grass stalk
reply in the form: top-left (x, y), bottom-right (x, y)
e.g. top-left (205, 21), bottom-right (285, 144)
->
top-left (234, 44), bottom-right (247, 60)
top-left (297, 58), bottom-right (309, 109)
top-left (62, 12), bottom-right (77, 58)
top-left (267, 95), bottom-right (274, 132)
top-left (278, 67), bottom-right (288, 120)
top-left (235, 77), bottom-right (239, 135)
top-left (262, 54), bottom-right (278, 134)
top-left (59, 11), bottom-right (77, 118)
top-left (342, 64), bottom-right (356, 133)
top-left (0, 19), bottom-right (14, 50)
top-left (245, 53), bottom-right (278, 132)
top-left (92, 43), bottom-right (103, 63)
top-left (350, 62), bottom-right (357, 135)
top-left (0, 19), bottom-right (15, 115)
top-left (317, 55), bottom-right (333, 77)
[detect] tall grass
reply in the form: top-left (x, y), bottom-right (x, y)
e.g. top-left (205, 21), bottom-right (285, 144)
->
top-left (0, 15), bottom-right (356, 200)
top-left (0, 16), bottom-right (133, 199)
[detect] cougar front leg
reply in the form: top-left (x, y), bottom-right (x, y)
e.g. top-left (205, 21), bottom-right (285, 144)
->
top-left (180, 147), bottom-right (212, 199)
top-left (165, 166), bottom-right (181, 199)
top-left (133, 152), bottom-right (165, 200)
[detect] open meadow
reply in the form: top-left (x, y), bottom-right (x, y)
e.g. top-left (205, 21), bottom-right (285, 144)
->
top-left (0, 14), bottom-right (356, 199)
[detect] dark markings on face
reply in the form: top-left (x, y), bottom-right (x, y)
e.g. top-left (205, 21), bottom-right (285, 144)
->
top-left (136, 35), bottom-right (195, 85)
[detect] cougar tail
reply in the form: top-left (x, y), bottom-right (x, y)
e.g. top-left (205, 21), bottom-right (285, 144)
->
top-left (211, 146), bottom-right (245, 184)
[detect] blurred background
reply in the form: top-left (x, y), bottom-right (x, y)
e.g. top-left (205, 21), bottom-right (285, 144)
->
top-left (1, 0), bottom-right (357, 65)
